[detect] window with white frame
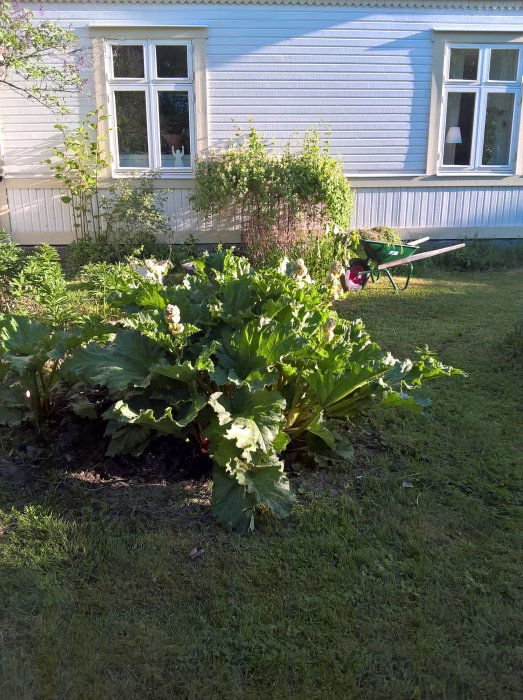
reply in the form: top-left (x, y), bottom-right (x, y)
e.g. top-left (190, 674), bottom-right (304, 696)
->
top-left (107, 40), bottom-right (195, 172)
top-left (439, 45), bottom-right (522, 172)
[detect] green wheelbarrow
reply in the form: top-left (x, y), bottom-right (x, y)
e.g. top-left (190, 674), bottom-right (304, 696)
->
top-left (341, 237), bottom-right (465, 292)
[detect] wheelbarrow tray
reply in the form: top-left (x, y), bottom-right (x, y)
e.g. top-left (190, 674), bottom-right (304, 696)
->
top-left (361, 239), bottom-right (419, 264)
top-left (343, 239), bottom-right (466, 292)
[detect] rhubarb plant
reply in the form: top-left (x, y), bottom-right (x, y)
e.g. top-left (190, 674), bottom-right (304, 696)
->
top-left (0, 315), bottom-right (110, 428)
top-left (60, 250), bottom-right (462, 531)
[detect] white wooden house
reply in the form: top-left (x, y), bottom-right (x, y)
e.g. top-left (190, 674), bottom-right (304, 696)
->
top-left (1, 0), bottom-right (523, 244)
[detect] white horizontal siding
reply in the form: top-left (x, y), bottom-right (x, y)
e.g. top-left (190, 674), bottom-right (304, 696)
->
top-left (2, 2), bottom-right (522, 177)
top-left (8, 184), bottom-right (523, 241)
top-left (6, 186), bottom-right (241, 243)
top-left (352, 187), bottom-right (523, 229)
top-left (2, 2), bottom-right (523, 241)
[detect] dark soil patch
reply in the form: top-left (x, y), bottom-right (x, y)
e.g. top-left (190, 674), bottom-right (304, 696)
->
top-left (53, 412), bottom-right (213, 485)
top-left (0, 397), bottom-right (386, 527)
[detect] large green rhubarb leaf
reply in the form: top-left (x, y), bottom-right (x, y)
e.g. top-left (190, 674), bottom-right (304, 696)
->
top-left (212, 467), bottom-right (256, 532)
top-left (0, 383), bottom-right (26, 426)
top-left (104, 394), bottom-right (206, 437)
top-left (0, 316), bottom-right (52, 373)
top-left (62, 330), bottom-right (164, 393)
top-left (104, 421), bottom-right (153, 456)
top-left (207, 387), bottom-right (286, 460)
top-left (212, 455), bottom-right (295, 532)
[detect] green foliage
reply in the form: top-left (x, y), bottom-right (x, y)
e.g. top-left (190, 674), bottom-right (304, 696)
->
top-left (351, 227), bottom-right (402, 244)
top-left (9, 245), bottom-right (82, 328)
top-left (98, 175), bottom-right (172, 255)
top-left (61, 250), bottom-right (461, 531)
top-left (0, 231), bottom-right (26, 278)
top-left (44, 108), bottom-right (111, 241)
top-left (0, 1), bottom-right (84, 112)
top-left (77, 261), bottom-right (141, 299)
top-left (191, 124), bottom-right (353, 265)
top-left (0, 314), bottom-right (107, 428)
top-left (283, 225), bottom-right (360, 282)
top-left (64, 176), bottom-right (189, 274)
top-left (10, 245), bottom-right (63, 303)
top-left (421, 238), bottom-right (523, 272)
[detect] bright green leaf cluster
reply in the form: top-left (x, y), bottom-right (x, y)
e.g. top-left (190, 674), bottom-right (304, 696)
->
top-left (44, 108), bottom-right (111, 241)
top-left (55, 249), bottom-right (462, 531)
top-left (0, 1), bottom-right (85, 112)
top-left (191, 125), bottom-right (353, 265)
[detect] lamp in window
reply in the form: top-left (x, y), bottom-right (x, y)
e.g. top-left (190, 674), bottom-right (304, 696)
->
top-left (446, 126), bottom-right (463, 144)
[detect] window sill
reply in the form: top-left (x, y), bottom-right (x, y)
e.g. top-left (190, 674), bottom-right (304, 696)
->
top-left (435, 171), bottom-right (516, 177)
top-left (111, 170), bottom-right (195, 180)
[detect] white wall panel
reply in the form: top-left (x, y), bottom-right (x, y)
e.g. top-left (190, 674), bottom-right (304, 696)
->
top-left (2, 2), bottom-right (522, 178)
top-left (2, 2), bottom-right (523, 241)
top-left (352, 187), bottom-right (523, 231)
top-left (5, 186), bottom-right (242, 243)
top-left (7, 184), bottom-right (522, 242)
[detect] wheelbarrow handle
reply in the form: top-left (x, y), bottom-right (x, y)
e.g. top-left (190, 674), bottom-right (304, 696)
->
top-left (377, 243), bottom-right (465, 270)
top-left (406, 236), bottom-right (430, 246)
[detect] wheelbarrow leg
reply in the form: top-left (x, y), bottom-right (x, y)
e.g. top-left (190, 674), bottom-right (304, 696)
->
top-left (401, 262), bottom-right (413, 290)
top-left (383, 262), bottom-right (413, 291)
top-left (383, 268), bottom-right (399, 291)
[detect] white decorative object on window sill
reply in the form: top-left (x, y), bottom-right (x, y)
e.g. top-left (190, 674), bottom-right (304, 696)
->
top-left (172, 146), bottom-right (185, 167)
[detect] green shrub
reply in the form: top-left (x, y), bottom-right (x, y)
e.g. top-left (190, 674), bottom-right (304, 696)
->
top-left (0, 314), bottom-right (109, 428)
top-left (191, 124), bottom-right (353, 266)
top-left (59, 249), bottom-right (462, 532)
top-left (99, 175), bottom-right (173, 254)
top-left (9, 245), bottom-right (83, 328)
top-left (0, 231), bottom-right (26, 278)
top-left (44, 109), bottom-right (110, 241)
top-left (421, 238), bottom-right (523, 272)
top-left (65, 175), bottom-right (175, 274)
top-left (10, 244), bottom-right (63, 303)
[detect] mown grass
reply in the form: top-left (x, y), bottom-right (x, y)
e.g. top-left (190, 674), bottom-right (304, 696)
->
top-left (1, 270), bottom-right (522, 699)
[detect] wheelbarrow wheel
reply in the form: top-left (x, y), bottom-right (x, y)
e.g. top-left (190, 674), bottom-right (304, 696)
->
top-left (342, 259), bottom-right (370, 292)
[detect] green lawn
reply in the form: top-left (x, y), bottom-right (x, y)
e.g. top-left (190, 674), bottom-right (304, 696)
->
top-left (1, 270), bottom-right (521, 699)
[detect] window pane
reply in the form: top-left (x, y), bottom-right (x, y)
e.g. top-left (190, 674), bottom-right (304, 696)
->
top-left (156, 45), bottom-right (188, 78)
top-left (482, 93), bottom-right (515, 166)
top-left (114, 91), bottom-right (149, 168)
top-left (158, 91), bottom-right (191, 168)
top-left (449, 48), bottom-right (479, 80)
top-left (489, 50), bottom-right (519, 81)
top-left (112, 45), bottom-right (145, 79)
top-left (443, 92), bottom-right (476, 166)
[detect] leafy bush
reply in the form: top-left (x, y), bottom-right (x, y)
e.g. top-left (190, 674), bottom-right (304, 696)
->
top-left (0, 232), bottom-right (27, 313)
top-left (191, 124), bottom-right (353, 266)
top-left (8, 245), bottom-right (84, 327)
top-left (10, 244), bottom-right (63, 302)
top-left (0, 231), bottom-right (26, 278)
top-left (0, 315), bottom-right (108, 428)
top-left (60, 250), bottom-right (462, 531)
top-left (65, 176), bottom-right (187, 274)
top-left (99, 175), bottom-right (173, 254)
top-left (44, 109), bottom-right (111, 240)
top-left (421, 238), bottom-right (523, 272)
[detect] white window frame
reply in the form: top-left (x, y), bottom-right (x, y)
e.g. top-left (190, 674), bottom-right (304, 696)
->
top-left (426, 31), bottom-right (523, 179)
top-left (106, 39), bottom-right (196, 175)
top-left (437, 43), bottom-right (523, 174)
